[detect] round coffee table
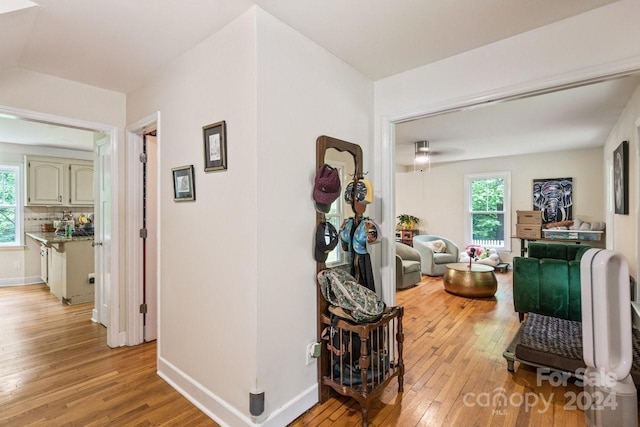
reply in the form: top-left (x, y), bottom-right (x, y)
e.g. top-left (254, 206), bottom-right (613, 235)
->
top-left (443, 262), bottom-right (497, 298)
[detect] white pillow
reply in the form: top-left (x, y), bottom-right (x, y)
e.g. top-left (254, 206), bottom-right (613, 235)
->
top-left (423, 239), bottom-right (447, 253)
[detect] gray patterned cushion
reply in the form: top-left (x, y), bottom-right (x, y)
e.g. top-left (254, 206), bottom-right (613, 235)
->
top-left (514, 312), bottom-right (640, 379)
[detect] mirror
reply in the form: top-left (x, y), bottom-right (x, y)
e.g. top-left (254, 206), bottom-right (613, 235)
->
top-left (315, 135), bottom-right (363, 269)
top-left (322, 147), bottom-right (356, 267)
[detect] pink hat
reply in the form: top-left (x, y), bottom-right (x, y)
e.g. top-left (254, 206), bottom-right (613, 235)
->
top-left (313, 164), bottom-right (341, 205)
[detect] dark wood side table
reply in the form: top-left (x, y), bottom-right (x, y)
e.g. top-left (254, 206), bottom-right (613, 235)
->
top-left (395, 229), bottom-right (418, 247)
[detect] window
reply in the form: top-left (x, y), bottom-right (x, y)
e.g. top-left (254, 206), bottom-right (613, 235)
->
top-left (325, 163), bottom-right (345, 266)
top-left (0, 165), bottom-right (22, 246)
top-left (464, 172), bottom-right (510, 250)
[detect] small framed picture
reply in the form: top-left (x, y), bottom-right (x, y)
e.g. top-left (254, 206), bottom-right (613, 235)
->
top-left (614, 140), bottom-right (629, 215)
top-left (172, 165), bottom-right (195, 202)
top-left (203, 120), bottom-right (227, 172)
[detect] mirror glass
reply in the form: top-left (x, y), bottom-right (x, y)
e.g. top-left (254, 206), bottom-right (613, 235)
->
top-left (323, 147), bottom-right (356, 267)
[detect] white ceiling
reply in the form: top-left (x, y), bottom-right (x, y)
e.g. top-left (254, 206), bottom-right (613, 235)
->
top-left (0, 116), bottom-right (97, 151)
top-left (0, 0), bottom-right (632, 157)
top-left (395, 74), bottom-right (640, 167)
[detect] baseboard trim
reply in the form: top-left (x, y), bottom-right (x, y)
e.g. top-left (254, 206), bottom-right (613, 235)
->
top-left (0, 276), bottom-right (44, 287)
top-left (157, 356), bottom-right (318, 427)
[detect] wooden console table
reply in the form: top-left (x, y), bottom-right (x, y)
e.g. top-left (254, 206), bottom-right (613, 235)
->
top-left (513, 235), bottom-right (604, 257)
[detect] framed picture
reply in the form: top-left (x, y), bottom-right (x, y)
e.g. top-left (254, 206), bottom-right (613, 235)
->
top-left (614, 140), bottom-right (629, 215)
top-left (172, 165), bottom-right (195, 202)
top-left (532, 177), bottom-right (573, 223)
top-left (203, 120), bottom-right (227, 172)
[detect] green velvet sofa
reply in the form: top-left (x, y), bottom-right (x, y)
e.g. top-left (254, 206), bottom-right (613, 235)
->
top-left (512, 242), bottom-right (591, 322)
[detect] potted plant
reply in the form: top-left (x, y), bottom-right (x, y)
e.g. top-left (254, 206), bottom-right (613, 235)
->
top-left (397, 214), bottom-right (420, 230)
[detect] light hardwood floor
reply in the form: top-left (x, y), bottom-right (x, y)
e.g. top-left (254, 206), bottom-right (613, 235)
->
top-left (2, 274), bottom-right (588, 426)
top-left (0, 284), bottom-right (218, 426)
top-left (291, 271), bottom-right (587, 427)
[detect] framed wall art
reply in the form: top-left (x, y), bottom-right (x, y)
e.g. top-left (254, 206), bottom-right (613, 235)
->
top-left (172, 165), bottom-right (195, 202)
top-left (614, 140), bottom-right (629, 215)
top-left (203, 120), bottom-right (227, 172)
top-left (532, 177), bottom-right (573, 224)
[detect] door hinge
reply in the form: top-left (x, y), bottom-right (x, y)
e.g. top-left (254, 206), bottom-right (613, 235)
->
top-left (139, 153), bottom-right (147, 163)
top-left (139, 228), bottom-right (147, 239)
top-left (140, 303), bottom-right (147, 314)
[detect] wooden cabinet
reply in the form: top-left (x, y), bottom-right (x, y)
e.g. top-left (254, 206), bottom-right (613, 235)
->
top-left (25, 156), bottom-right (94, 206)
top-left (27, 159), bottom-right (65, 205)
top-left (40, 244), bottom-right (49, 284)
top-left (69, 163), bottom-right (94, 205)
top-left (49, 240), bottom-right (95, 304)
top-left (395, 229), bottom-right (418, 246)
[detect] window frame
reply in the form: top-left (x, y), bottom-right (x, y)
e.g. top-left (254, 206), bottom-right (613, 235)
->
top-left (464, 171), bottom-right (511, 251)
top-left (0, 163), bottom-right (23, 247)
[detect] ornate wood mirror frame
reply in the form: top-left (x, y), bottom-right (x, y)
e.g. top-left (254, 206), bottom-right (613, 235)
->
top-left (315, 135), bottom-right (363, 401)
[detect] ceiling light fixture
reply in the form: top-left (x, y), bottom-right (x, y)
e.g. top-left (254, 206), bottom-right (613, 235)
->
top-left (0, 0), bottom-right (38, 15)
top-left (414, 140), bottom-right (430, 164)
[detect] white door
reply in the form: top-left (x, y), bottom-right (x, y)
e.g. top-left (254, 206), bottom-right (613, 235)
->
top-left (95, 137), bottom-right (111, 327)
top-left (144, 133), bottom-right (158, 341)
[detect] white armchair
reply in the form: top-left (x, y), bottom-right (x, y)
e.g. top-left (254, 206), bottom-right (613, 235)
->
top-left (413, 235), bottom-right (459, 276)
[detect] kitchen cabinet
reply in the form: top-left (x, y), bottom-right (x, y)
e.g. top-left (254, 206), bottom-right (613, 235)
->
top-left (69, 163), bottom-right (94, 205)
top-left (49, 240), bottom-right (94, 304)
top-left (27, 233), bottom-right (95, 304)
top-left (25, 156), bottom-right (94, 206)
top-left (40, 244), bottom-right (49, 284)
top-left (26, 158), bottom-right (65, 205)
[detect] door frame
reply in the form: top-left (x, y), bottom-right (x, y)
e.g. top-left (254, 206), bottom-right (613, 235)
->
top-left (125, 111), bottom-right (161, 345)
top-left (378, 60), bottom-right (640, 308)
top-left (0, 103), bottom-right (121, 347)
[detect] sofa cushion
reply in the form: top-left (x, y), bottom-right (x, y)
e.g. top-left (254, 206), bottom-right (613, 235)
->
top-left (402, 260), bottom-right (421, 274)
top-left (569, 245), bottom-right (590, 261)
top-left (539, 259), bottom-right (569, 319)
top-left (433, 253), bottom-right (456, 264)
top-left (546, 244), bottom-right (567, 260)
top-left (423, 239), bottom-right (446, 253)
top-left (527, 243), bottom-right (548, 259)
top-left (513, 257), bottom-right (541, 313)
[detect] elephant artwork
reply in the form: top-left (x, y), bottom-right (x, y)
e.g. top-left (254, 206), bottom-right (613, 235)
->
top-left (532, 178), bottom-right (573, 224)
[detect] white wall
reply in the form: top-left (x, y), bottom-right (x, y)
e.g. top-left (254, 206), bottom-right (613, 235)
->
top-left (604, 83), bottom-right (640, 278)
top-left (127, 6), bottom-right (373, 425)
top-left (396, 147), bottom-right (604, 264)
top-left (255, 8), bottom-right (372, 424)
top-left (127, 8), bottom-right (259, 423)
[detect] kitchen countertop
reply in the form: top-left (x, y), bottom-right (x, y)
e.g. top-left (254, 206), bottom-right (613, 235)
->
top-left (26, 231), bottom-right (94, 246)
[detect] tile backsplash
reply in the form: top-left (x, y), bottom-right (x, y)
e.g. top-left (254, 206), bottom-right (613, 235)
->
top-left (24, 206), bottom-right (94, 233)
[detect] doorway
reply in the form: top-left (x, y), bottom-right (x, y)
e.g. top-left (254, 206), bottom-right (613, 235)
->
top-left (126, 112), bottom-right (160, 345)
top-left (381, 69), bottom-right (640, 308)
top-left (0, 104), bottom-right (120, 347)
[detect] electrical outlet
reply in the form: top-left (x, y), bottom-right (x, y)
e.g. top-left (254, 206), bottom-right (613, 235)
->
top-left (14, 261), bottom-right (21, 270)
top-left (306, 342), bottom-right (321, 365)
